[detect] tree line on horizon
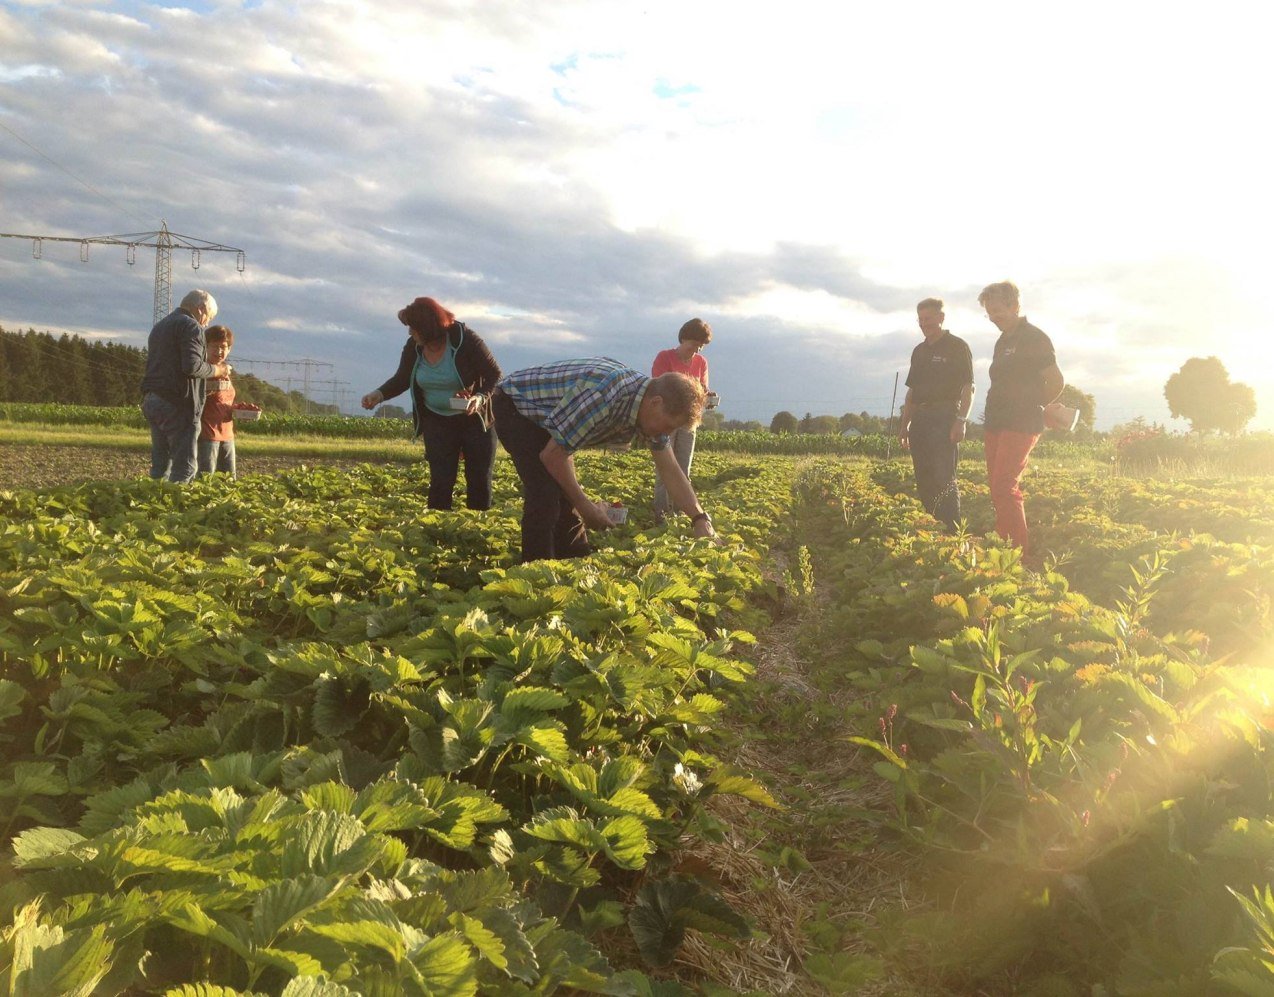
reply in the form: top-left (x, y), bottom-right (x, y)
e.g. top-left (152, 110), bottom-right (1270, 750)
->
top-left (756, 357), bottom-right (1258, 439)
top-left (0, 325), bottom-right (339, 415)
top-left (761, 382), bottom-right (1100, 439)
top-left (0, 326), bottom-right (1255, 437)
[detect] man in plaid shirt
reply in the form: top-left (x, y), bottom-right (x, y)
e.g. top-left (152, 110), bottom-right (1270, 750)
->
top-left (493, 357), bottom-right (716, 562)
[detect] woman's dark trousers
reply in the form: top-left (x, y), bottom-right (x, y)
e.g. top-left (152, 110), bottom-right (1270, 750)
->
top-left (421, 412), bottom-right (496, 510)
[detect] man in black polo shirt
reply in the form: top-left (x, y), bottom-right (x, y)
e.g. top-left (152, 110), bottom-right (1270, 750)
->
top-left (898, 297), bottom-right (974, 531)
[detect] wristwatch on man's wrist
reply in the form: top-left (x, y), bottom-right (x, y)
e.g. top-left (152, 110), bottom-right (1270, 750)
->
top-left (690, 511), bottom-right (711, 527)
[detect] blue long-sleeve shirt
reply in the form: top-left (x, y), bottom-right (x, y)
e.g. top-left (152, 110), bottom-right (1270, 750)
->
top-left (140, 308), bottom-right (216, 414)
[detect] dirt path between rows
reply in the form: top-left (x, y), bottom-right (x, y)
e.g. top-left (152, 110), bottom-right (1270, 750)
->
top-left (659, 549), bottom-right (922, 995)
top-left (0, 443), bottom-right (408, 492)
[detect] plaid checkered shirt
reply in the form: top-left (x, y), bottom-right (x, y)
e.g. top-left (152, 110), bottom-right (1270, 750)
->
top-left (498, 357), bottom-right (671, 454)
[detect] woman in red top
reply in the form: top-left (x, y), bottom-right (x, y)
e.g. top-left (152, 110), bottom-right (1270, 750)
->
top-left (651, 318), bottom-right (712, 521)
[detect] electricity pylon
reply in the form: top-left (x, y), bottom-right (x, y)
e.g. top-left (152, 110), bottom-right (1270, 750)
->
top-left (0, 220), bottom-right (246, 324)
top-left (233, 357), bottom-right (336, 414)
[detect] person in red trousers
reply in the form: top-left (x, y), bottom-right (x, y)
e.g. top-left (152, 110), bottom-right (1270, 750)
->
top-left (979, 281), bottom-right (1064, 561)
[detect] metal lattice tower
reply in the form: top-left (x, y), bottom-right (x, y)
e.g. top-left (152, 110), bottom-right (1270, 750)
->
top-left (1, 220), bottom-right (245, 324)
top-left (153, 222), bottom-right (173, 324)
top-left (232, 357), bottom-right (336, 414)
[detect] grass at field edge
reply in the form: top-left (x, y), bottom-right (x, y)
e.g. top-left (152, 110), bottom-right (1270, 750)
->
top-left (0, 423), bottom-right (423, 461)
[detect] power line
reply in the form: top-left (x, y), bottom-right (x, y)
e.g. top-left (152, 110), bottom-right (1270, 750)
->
top-left (230, 357), bottom-right (334, 413)
top-left (0, 124), bottom-right (251, 325)
top-left (4, 328), bottom-right (146, 382)
top-left (309, 378), bottom-right (351, 414)
top-left (0, 120), bottom-right (151, 227)
top-left (2, 331), bottom-right (314, 403)
top-left (1, 222), bottom-right (246, 325)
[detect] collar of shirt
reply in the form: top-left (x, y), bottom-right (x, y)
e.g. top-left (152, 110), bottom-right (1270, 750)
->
top-left (588, 376), bottom-right (660, 450)
top-left (994, 317), bottom-right (1024, 348)
top-left (624, 379), bottom-right (649, 435)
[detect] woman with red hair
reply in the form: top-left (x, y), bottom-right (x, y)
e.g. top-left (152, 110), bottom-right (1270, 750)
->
top-left (361, 296), bottom-right (502, 510)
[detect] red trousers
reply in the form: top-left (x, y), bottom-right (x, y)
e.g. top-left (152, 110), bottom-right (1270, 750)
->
top-left (984, 430), bottom-right (1039, 552)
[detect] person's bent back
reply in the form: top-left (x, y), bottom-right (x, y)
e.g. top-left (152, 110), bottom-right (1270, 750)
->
top-left (492, 358), bottom-right (714, 562)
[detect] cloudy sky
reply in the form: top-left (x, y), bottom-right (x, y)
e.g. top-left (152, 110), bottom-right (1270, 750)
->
top-left (1, 0), bottom-right (1268, 428)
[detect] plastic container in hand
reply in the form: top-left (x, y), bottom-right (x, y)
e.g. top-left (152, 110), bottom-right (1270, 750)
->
top-left (1043, 402), bottom-right (1079, 432)
top-left (704, 391), bottom-right (720, 410)
top-left (449, 395), bottom-right (472, 410)
top-left (605, 502), bottom-right (628, 525)
top-left (234, 408), bottom-right (261, 422)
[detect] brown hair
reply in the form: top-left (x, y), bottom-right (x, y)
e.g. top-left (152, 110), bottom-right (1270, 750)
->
top-left (205, 324), bottom-right (234, 346)
top-left (916, 297), bottom-right (944, 313)
top-left (977, 281), bottom-right (1020, 308)
top-left (678, 317), bottom-right (712, 344)
top-left (649, 371), bottom-right (706, 428)
top-left (398, 296), bottom-right (456, 342)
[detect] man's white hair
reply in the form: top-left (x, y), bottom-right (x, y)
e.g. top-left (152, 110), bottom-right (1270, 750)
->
top-left (180, 289), bottom-right (218, 318)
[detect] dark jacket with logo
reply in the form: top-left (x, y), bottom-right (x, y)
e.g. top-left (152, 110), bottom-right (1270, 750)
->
top-left (140, 308), bottom-right (216, 415)
top-left (905, 331), bottom-right (973, 413)
top-left (376, 322), bottom-right (502, 438)
top-left (984, 319), bottom-right (1056, 434)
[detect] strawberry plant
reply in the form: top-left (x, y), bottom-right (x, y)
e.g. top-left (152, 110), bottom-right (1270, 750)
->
top-left (0, 454), bottom-right (791, 993)
top-left (791, 458), bottom-right (1274, 993)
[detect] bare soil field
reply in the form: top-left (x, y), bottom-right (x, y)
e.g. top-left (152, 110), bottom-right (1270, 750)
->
top-left (0, 443), bottom-right (409, 492)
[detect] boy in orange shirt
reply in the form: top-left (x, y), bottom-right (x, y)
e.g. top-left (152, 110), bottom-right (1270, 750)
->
top-left (198, 325), bottom-right (260, 478)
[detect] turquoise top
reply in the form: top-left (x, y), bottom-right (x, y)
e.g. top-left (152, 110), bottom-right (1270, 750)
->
top-left (414, 329), bottom-right (465, 416)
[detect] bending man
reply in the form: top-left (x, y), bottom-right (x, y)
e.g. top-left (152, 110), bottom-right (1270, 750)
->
top-left (492, 358), bottom-right (716, 562)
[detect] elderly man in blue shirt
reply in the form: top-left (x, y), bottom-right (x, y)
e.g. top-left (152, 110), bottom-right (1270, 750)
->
top-left (139, 289), bottom-right (230, 482)
top-left (492, 357), bottom-right (716, 562)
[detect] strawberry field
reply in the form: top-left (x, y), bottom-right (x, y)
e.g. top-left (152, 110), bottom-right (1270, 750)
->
top-left (2, 440), bottom-right (1274, 995)
top-left (789, 459), bottom-right (1274, 994)
top-left (0, 452), bottom-right (792, 995)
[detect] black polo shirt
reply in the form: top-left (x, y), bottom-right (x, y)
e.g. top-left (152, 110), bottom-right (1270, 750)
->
top-left (905, 331), bottom-right (973, 412)
top-left (984, 318), bottom-right (1056, 433)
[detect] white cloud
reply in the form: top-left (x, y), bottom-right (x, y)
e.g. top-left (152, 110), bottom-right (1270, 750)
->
top-left (0, 0), bottom-right (1269, 427)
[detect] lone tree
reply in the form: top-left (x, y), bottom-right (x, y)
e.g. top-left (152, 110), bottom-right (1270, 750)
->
top-left (1164, 356), bottom-right (1257, 434)
top-left (769, 410), bottom-right (798, 434)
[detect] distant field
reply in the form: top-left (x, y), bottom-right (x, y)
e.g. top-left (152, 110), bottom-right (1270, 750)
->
top-left (9, 401), bottom-right (1274, 490)
top-left (1, 421), bottom-right (421, 456)
top-left (0, 422), bottom-right (424, 490)
top-left (0, 401), bottom-right (415, 439)
top-left (0, 441), bottom-right (422, 491)
top-left (3, 400), bottom-right (1111, 459)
